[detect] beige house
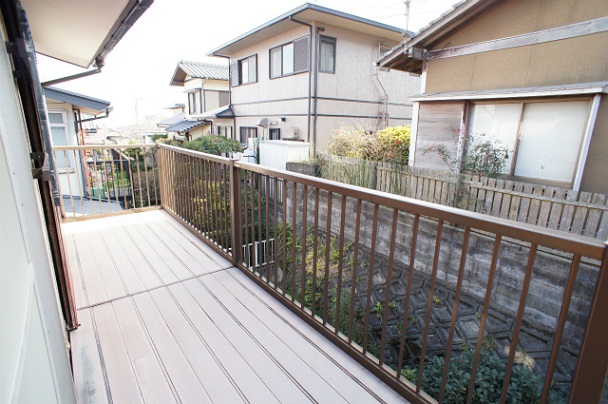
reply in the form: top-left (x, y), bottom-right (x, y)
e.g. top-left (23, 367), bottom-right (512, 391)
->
top-left (379, 0), bottom-right (608, 194)
top-left (166, 60), bottom-right (231, 140)
top-left (209, 3), bottom-right (420, 154)
top-left (44, 87), bottom-right (112, 199)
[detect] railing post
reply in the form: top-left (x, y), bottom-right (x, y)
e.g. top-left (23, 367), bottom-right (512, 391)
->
top-left (156, 145), bottom-right (166, 209)
top-left (229, 159), bottom-right (242, 266)
top-left (569, 240), bottom-right (608, 403)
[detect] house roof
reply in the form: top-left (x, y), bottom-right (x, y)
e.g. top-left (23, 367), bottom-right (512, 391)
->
top-left (198, 105), bottom-right (234, 119)
top-left (165, 119), bottom-right (209, 134)
top-left (44, 86), bottom-right (111, 115)
top-left (378, 0), bottom-right (503, 73)
top-left (170, 61), bottom-right (229, 86)
top-left (209, 3), bottom-right (405, 57)
top-left (157, 112), bottom-right (186, 128)
top-left (21, 0), bottom-right (153, 68)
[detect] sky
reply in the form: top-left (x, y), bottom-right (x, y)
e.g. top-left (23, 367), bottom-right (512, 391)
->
top-left (36, 0), bottom-right (457, 129)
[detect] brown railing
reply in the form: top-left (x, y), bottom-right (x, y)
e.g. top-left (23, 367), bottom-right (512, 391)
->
top-left (52, 144), bottom-right (160, 220)
top-left (159, 144), bottom-right (607, 403)
top-left (318, 154), bottom-right (608, 240)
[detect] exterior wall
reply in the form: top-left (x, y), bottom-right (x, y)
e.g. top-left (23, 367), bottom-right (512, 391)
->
top-left (0, 25), bottom-right (75, 403)
top-left (259, 140), bottom-right (311, 170)
top-left (413, 101), bottom-right (465, 170)
top-left (425, 0), bottom-right (608, 93)
top-left (188, 124), bottom-right (211, 140)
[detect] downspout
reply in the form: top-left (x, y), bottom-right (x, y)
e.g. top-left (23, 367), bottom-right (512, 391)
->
top-left (374, 70), bottom-right (389, 129)
top-left (312, 25), bottom-right (323, 156)
top-left (288, 16), bottom-right (313, 147)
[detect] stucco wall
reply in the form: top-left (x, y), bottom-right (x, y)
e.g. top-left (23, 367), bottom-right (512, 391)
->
top-left (425, 0), bottom-right (608, 93)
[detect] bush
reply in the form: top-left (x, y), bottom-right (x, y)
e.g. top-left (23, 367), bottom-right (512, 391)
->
top-left (402, 348), bottom-right (567, 403)
top-left (326, 126), bottom-right (410, 164)
top-left (179, 135), bottom-right (242, 155)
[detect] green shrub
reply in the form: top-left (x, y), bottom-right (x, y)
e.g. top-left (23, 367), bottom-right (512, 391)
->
top-left (401, 348), bottom-right (567, 403)
top-left (179, 135), bottom-right (242, 155)
top-left (326, 125), bottom-right (411, 164)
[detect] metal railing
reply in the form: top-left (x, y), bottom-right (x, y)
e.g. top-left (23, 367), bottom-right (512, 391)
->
top-left (158, 143), bottom-right (607, 403)
top-left (52, 144), bottom-right (160, 220)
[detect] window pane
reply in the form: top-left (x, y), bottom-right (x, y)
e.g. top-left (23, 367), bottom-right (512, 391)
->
top-left (50, 126), bottom-right (68, 169)
top-left (241, 60), bottom-right (249, 84)
top-left (282, 44), bottom-right (294, 75)
top-left (468, 103), bottom-right (521, 173)
top-left (270, 47), bottom-right (282, 78)
top-left (515, 101), bottom-right (589, 183)
top-left (48, 112), bottom-right (64, 124)
top-left (320, 39), bottom-right (335, 72)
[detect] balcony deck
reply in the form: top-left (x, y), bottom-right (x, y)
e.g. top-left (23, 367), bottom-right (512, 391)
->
top-left (63, 209), bottom-right (407, 404)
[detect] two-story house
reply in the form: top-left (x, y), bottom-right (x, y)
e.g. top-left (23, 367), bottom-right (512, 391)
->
top-left (165, 60), bottom-right (231, 140)
top-left (379, 0), bottom-right (608, 194)
top-left (208, 3), bottom-right (420, 154)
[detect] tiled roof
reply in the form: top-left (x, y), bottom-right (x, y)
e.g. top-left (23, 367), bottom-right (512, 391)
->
top-left (157, 112), bottom-right (185, 128)
top-left (199, 105), bottom-right (234, 119)
top-left (165, 118), bottom-right (209, 134)
top-left (44, 87), bottom-right (110, 113)
top-left (170, 60), bottom-right (229, 86)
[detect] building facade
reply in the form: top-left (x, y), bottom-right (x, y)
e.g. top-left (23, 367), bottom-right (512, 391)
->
top-left (209, 4), bottom-right (420, 154)
top-left (380, 0), bottom-right (608, 194)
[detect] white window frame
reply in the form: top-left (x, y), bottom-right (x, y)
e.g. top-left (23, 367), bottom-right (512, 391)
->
top-left (466, 98), bottom-right (595, 187)
top-left (48, 110), bottom-right (74, 172)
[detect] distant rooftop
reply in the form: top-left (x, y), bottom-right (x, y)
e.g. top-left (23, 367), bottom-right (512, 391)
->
top-left (170, 61), bottom-right (229, 86)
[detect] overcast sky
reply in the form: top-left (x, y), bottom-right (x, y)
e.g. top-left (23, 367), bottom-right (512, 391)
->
top-left (36, 0), bottom-right (457, 129)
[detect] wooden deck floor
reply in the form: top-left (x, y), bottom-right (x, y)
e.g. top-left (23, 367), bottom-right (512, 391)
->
top-left (63, 210), bottom-right (407, 404)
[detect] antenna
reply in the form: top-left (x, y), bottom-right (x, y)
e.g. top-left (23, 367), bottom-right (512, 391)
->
top-left (404, 0), bottom-right (411, 40)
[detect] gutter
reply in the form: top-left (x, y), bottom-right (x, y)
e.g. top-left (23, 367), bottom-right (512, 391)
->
top-left (288, 16), bottom-right (313, 147)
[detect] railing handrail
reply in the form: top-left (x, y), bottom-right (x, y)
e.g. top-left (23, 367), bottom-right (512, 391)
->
top-left (52, 144), bottom-right (156, 150)
top-left (159, 143), bottom-right (233, 164)
top-left (158, 145), bottom-right (608, 403)
top-left (234, 160), bottom-right (605, 260)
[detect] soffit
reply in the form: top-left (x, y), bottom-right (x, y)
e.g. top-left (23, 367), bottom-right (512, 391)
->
top-left (20, 0), bottom-right (147, 68)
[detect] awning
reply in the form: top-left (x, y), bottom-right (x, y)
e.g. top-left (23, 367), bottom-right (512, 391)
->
top-left (166, 119), bottom-right (209, 134)
top-left (198, 105), bottom-right (234, 120)
top-left (44, 87), bottom-right (110, 115)
top-left (409, 82), bottom-right (608, 102)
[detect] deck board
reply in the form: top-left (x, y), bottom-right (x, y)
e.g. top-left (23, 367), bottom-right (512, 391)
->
top-left (64, 210), bottom-right (408, 404)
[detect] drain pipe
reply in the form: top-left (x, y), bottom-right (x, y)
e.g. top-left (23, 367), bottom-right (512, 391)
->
top-left (288, 16), bottom-right (313, 146)
top-left (41, 57), bottom-right (104, 87)
top-left (311, 26), bottom-right (323, 156)
top-left (210, 53), bottom-right (235, 137)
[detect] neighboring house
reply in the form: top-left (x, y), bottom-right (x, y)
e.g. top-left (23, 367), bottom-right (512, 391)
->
top-left (0, 0), bottom-right (151, 402)
top-left (379, 0), bottom-right (608, 194)
top-left (44, 86), bottom-right (112, 199)
top-left (208, 3), bottom-right (420, 154)
top-left (165, 60), bottom-right (232, 140)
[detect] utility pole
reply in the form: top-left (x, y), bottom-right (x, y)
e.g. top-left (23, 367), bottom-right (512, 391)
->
top-left (404, 0), bottom-right (411, 40)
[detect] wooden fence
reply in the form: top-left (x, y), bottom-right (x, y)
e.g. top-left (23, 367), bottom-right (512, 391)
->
top-left (317, 154), bottom-right (608, 240)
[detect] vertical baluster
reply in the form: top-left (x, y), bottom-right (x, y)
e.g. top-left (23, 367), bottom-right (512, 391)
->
top-left (322, 191), bottom-right (333, 324)
top-left (439, 227), bottom-right (471, 402)
top-left (397, 214), bottom-right (420, 376)
top-left (362, 203), bottom-right (380, 356)
top-left (465, 235), bottom-right (502, 404)
top-left (334, 194), bottom-right (347, 334)
top-left (417, 220), bottom-right (445, 393)
top-left (349, 199), bottom-right (362, 343)
top-left (379, 208), bottom-right (398, 365)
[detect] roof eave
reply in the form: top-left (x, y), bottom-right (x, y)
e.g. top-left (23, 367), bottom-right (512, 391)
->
top-left (208, 3), bottom-right (403, 57)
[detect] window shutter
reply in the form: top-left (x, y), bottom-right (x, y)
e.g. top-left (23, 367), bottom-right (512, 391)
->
top-left (230, 61), bottom-right (239, 86)
top-left (294, 36), bottom-right (309, 73)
